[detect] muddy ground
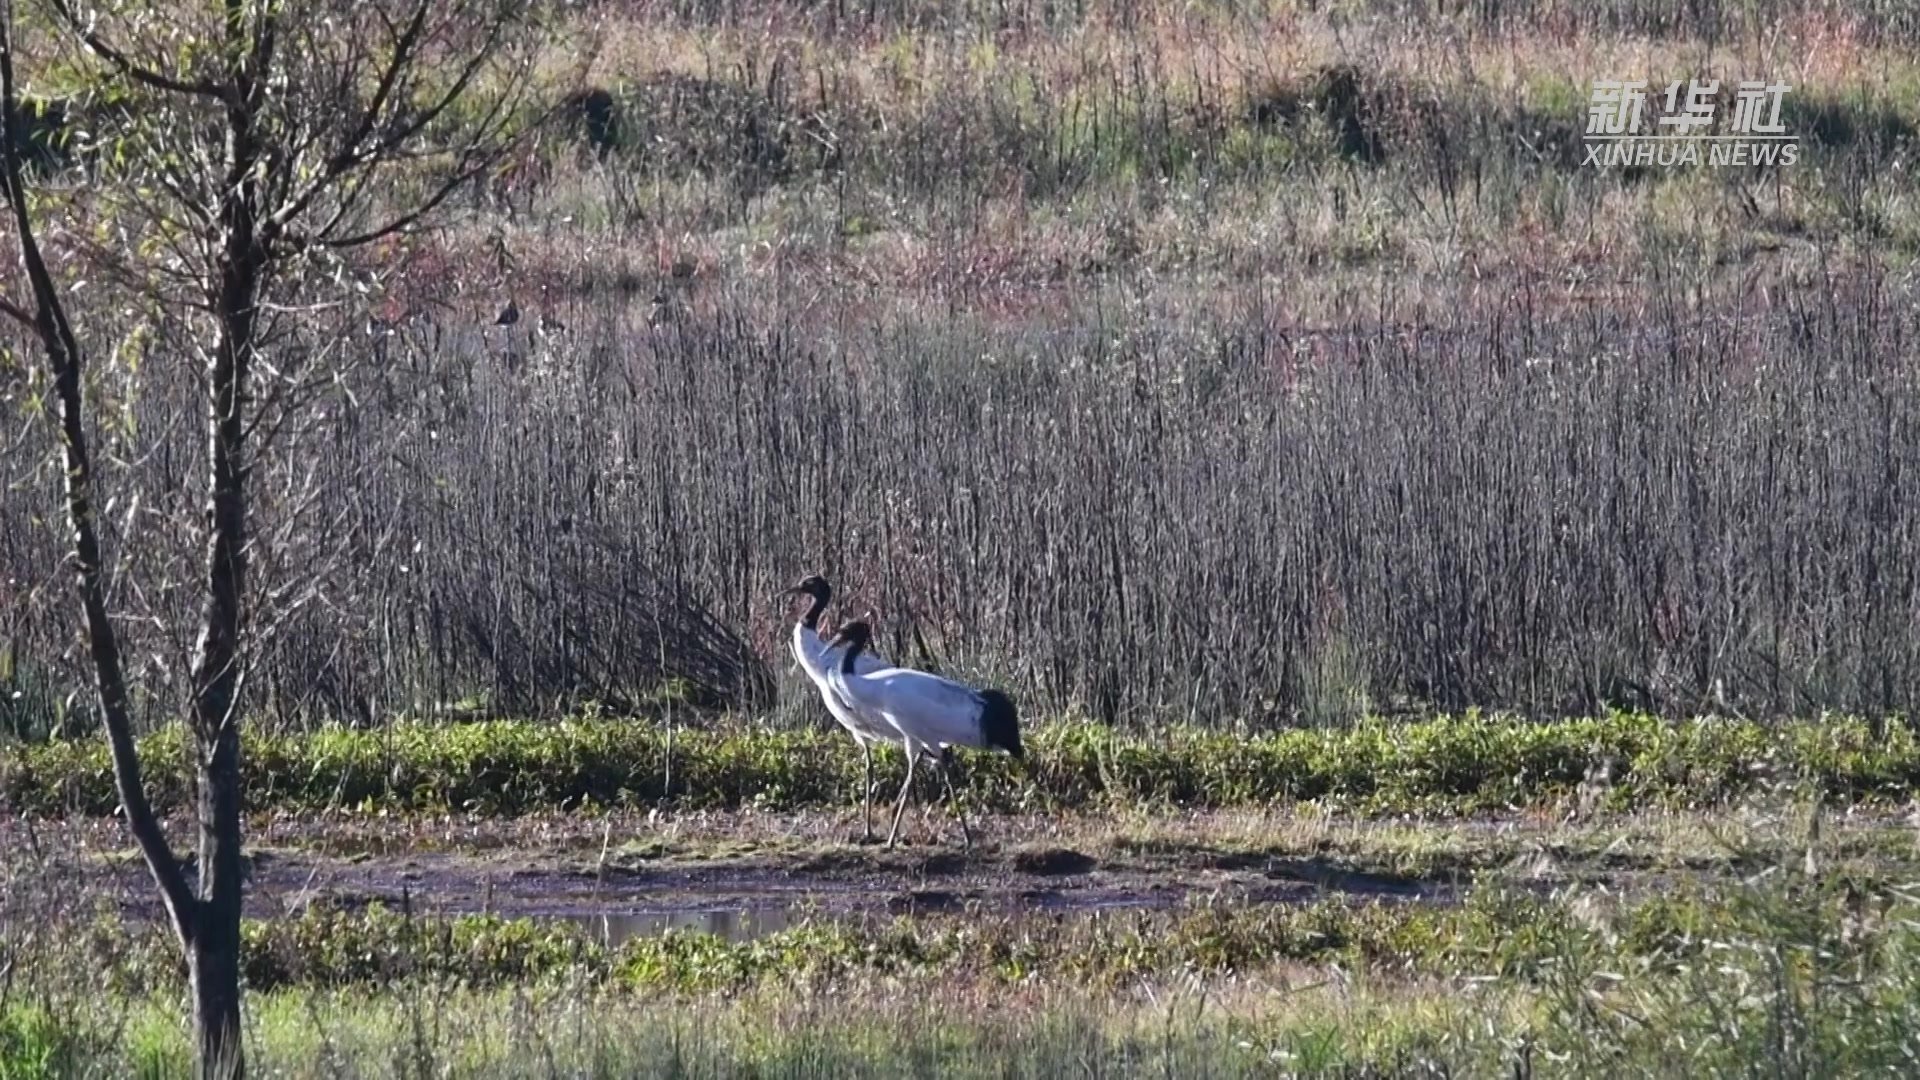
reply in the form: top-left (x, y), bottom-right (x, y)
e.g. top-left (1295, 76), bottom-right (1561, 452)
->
top-left (7, 805), bottom-right (1911, 941)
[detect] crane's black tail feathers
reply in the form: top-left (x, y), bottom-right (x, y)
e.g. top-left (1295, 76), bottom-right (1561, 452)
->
top-left (979, 690), bottom-right (1023, 759)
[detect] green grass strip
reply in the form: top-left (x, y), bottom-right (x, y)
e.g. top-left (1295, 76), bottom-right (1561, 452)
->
top-left (2, 712), bottom-right (1915, 817)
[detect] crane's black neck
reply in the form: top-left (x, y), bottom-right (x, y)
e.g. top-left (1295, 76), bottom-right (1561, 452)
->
top-left (799, 588), bottom-right (829, 630)
top-left (839, 637), bottom-right (866, 673)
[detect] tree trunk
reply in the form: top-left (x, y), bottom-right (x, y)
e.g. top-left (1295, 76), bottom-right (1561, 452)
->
top-left (186, 418), bottom-right (249, 1080)
top-left (177, 47), bottom-right (268, 1066)
top-left (181, 188), bottom-right (260, 1080)
top-left (188, 920), bottom-right (243, 1080)
top-left (188, 717), bottom-right (245, 1079)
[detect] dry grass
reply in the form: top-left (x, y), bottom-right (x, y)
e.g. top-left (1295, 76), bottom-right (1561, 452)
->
top-left (9, 0), bottom-right (1920, 727)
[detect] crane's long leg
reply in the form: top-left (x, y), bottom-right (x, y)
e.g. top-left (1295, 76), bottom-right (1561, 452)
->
top-left (886, 744), bottom-right (920, 848)
top-left (861, 742), bottom-right (875, 843)
top-left (938, 748), bottom-right (972, 850)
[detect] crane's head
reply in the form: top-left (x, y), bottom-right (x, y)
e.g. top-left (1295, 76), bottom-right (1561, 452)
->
top-left (979, 689), bottom-right (1023, 761)
top-left (826, 620), bottom-right (872, 652)
top-left (780, 574), bottom-right (832, 604)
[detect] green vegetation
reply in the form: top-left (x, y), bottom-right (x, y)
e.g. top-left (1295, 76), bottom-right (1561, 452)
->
top-left (5, 712), bottom-right (1916, 817)
top-left (8, 863), bottom-right (1920, 1076)
top-left (194, 880), bottom-right (1920, 992)
top-left (7, 720), bottom-right (1916, 1076)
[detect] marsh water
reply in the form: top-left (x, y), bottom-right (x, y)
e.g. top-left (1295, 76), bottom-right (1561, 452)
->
top-left (546, 905), bottom-right (800, 945)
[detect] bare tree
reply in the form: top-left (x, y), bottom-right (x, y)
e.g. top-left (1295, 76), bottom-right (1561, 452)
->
top-left (0, 0), bottom-right (540, 1075)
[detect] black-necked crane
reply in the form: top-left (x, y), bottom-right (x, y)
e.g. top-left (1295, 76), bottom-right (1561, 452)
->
top-left (782, 575), bottom-right (897, 841)
top-left (823, 620), bottom-right (1023, 848)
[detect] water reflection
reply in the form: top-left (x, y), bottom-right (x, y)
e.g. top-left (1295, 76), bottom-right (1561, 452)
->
top-left (532, 892), bottom-right (1181, 946)
top-left (551, 906), bottom-right (797, 946)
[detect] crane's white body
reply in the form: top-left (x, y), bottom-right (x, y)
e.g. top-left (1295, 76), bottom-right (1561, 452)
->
top-left (825, 628), bottom-right (1021, 848)
top-left (826, 662), bottom-right (991, 762)
top-left (791, 621), bottom-right (893, 749)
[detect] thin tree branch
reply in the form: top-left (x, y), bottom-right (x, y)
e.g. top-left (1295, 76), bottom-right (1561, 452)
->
top-left (265, 0), bottom-right (490, 238)
top-left (283, 152), bottom-right (497, 250)
top-left (45, 0), bottom-right (225, 99)
top-left (0, 293), bottom-right (32, 328)
top-left (0, 0), bottom-right (199, 943)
